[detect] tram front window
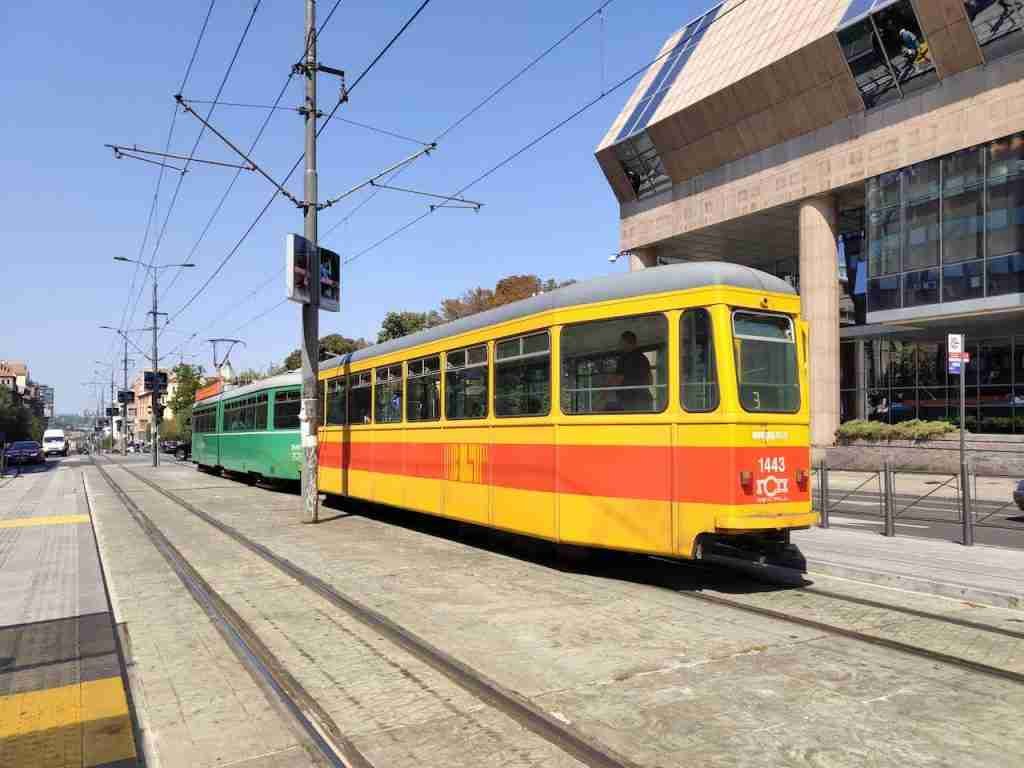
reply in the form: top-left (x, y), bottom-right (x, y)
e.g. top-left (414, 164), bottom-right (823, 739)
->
top-left (732, 311), bottom-right (800, 413)
top-left (560, 314), bottom-right (667, 414)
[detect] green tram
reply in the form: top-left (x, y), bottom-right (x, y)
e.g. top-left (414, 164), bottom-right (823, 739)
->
top-left (191, 372), bottom-right (303, 481)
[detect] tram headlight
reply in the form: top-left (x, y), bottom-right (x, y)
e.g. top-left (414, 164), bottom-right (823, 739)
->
top-left (739, 471), bottom-right (754, 493)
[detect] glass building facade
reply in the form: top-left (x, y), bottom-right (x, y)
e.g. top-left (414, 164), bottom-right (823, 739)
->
top-left (840, 336), bottom-right (1024, 433)
top-left (863, 131), bottom-right (1024, 313)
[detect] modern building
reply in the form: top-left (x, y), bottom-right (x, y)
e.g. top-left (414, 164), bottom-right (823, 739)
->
top-left (597, 0), bottom-right (1024, 445)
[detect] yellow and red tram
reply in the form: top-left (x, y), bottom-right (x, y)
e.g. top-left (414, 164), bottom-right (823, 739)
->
top-left (317, 262), bottom-right (815, 560)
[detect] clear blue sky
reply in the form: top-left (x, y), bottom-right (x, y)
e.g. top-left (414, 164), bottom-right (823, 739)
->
top-left (1, 0), bottom-right (705, 413)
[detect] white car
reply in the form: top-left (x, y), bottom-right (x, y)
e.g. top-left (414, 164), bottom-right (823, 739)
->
top-left (42, 428), bottom-right (68, 457)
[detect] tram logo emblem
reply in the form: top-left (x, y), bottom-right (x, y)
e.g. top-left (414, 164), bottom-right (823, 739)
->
top-left (755, 475), bottom-right (789, 500)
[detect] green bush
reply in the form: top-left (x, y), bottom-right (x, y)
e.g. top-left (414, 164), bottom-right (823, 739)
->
top-left (836, 419), bottom-right (957, 443)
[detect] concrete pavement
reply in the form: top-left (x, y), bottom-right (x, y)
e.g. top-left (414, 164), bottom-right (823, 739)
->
top-left (90, 457), bottom-right (1024, 767)
top-left (0, 457), bottom-right (138, 768)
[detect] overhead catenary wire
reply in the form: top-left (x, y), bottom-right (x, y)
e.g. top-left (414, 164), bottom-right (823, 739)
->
top-left (121, 0), bottom-right (264, 348)
top-left (161, 0), bottom-right (435, 351)
top-left (319, 0), bottom-right (618, 242)
top-left (107, 0), bottom-right (218, 377)
top-left (340, 0), bottom-right (753, 266)
top-left (168, 0), bottom-right (621, 364)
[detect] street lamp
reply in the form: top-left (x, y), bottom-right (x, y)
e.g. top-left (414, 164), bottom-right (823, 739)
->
top-left (112, 257), bottom-right (195, 468)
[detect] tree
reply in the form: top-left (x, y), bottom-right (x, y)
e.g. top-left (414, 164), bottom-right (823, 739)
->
top-left (377, 310), bottom-right (443, 343)
top-left (166, 364), bottom-right (203, 443)
top-left (0, 387), bottom-right (40, 443)
top-left (438, 274), bottom-right (575, 322)
top-left (283, 334), bottom-right (369, 370)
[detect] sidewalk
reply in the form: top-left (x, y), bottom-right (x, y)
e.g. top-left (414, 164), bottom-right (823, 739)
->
top-left (792, 524), bottom-right (1024, 610)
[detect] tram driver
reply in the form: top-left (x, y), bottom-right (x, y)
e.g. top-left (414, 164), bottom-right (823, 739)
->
top-left (613, 331), bottom-right (653, 411)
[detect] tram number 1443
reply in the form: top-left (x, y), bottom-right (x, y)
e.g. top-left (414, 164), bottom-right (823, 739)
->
top-left (758, 456), bottom-right (786, 474)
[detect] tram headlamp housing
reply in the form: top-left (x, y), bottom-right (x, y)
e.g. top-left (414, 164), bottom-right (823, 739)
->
top-left (795, 468), bottom-right (809, 489)
top-left (739, 470), bottom-right (754, 493)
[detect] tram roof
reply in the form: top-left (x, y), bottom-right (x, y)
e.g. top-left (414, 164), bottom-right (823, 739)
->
top-left (322, 261), bottom-right (794, 370)
top-left (197, 371), bottom-right (301, 406)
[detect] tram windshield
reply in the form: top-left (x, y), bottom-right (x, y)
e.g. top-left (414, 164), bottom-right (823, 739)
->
top-left (732, 311), bottom-right (800, 413)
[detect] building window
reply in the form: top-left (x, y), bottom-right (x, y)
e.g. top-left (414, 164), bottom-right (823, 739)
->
top-left (942, 147), bottom-right (985, 264)
top-left (615, 132), bottom-right (671, 199)
top-left (445, 345), bottom-right (488, 420)
top-left (495, 332), bottom-right (550, 417)
top-left (989, 253), bottom-right (1024, 295)
top-left (902, 159), bottom-right (940, 269)
top-left (680, 309), bottom-right (718, 412)
top-left (963, 1), bottom-right (1024, 62)
top-left (374, 365), bottom-right (403, 424)
top-left (872, 1), bottom-right (936, 98)
top-left (838, 17), bottom-right (900, 109)
top-left (272, 390), bottom-right (300, 430)
top-left (986, 135), bottom-right (1024, 259)
top-left (406, 356), bottom-right (441, 422)
top-left (325, 378), bottom-right (347, 425)
top-left (348, 371), bottom-right (372, 425)
top-left (561, 314), bottom-right (668, 415)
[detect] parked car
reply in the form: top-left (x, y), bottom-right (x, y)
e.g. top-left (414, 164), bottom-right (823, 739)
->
top-left (4, 441), bottom-right (45, 465)
top-left (175, 442), bottom-right (192, 461)
top-left (160, 440), bottom-right (180, 454)
top-left (1015, 480), bottom-right (1024, 512)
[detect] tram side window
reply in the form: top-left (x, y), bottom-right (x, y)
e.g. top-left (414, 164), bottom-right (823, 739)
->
top-left (407, 356), bottom-right (441, 422)
top-left (495, 331), bottom-right (550, 417)
top-left (254, 393), bottom-right (268, 430)
top-left (349, 372), bottom-right (373, 424)
top-left (446, 345), bottom-right (488, 420)
top-left (192, 408), bottom-right (215, 433)
top-left (375, 365), bottom-right (403, 424)
top-left (273, 389), bottom-right (302, 429)
top-left (560, 314), bottom-right (668, 414)
top-left (325, 377), bottom-right (347, 425)
top-left (732, 311), bottom-right (800, 413)
top-left (224, 397), bottom-right (257, 431)
top-left (680, 309), bottom-right (719, 412)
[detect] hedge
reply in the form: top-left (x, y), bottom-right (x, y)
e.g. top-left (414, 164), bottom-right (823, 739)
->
top-left (836, 419), bottom-right (958, 442)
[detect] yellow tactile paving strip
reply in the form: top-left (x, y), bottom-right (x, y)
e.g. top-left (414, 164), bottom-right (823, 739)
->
top-left (0, 514), bottom-right (91, 529)
top-left (0, 675), bottom-right (136, 767)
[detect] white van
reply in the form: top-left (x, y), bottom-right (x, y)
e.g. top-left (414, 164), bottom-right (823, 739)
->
top-left (42, 428), bottom-right (68, 457)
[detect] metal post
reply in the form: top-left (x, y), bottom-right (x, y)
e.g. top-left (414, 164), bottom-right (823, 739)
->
top-left (818, 459), bottom-right (830, 528)
top-left (122, 336), bottom-right (128, 456)
top-left (300, 0), bottom-right (321, 524)
top-left (883, 459), bottom-right (895, 537)
top-left (960, 337), bottom-right (973, 546)
top-left (151, 277), bottom-right (159, 468)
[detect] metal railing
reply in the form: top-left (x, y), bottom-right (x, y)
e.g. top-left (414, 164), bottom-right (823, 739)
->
top-left (809, 458), bottom-right (1024, 546)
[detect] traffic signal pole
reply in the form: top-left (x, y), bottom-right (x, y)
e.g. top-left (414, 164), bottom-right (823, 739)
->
top-left (122, 336), bottom-right (129, 456)
top-left (300, 0), bottom-right (320, 524)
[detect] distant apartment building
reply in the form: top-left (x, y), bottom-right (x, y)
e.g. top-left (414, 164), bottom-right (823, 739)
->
top-left (0, 359), bottom-right (50, 423)
top-left (597, 0), bottom-right (1024, 445)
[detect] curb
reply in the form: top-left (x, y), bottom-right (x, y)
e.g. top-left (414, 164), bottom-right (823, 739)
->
top-left (804, 557), bottom-right (1023, 611)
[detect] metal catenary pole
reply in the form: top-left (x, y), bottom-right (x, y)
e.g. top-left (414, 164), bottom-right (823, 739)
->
top-left (151, 276), bottom-right (159, 468)
top-left (122, 336), bottom-right (129, 456)
top-left (300, 0), bottom-right (321, 524)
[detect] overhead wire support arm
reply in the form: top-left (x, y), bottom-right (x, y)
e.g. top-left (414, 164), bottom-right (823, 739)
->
top-left (318, 143), bottom-right (438, 209)
top-left (105, 144), bottom-right (254, 172)
top-left (109, 149), bottom-right (187, 174)
top-left (174, 94), bottom-right (305, 207)
top-left (369, 180), bottom-right (482, 211)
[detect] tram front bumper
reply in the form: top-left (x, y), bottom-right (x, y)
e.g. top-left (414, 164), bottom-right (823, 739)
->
top-left (714, 508), bottom-right (817, 532)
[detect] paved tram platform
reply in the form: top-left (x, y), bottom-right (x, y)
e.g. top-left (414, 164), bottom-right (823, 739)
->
top-left (0, 458), bottom-right (138, 768)
top-left (82, 455), bottom-right (1024, 767)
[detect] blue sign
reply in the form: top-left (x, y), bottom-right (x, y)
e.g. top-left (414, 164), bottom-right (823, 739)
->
top-left (948, 360), bottom-right (962, 375)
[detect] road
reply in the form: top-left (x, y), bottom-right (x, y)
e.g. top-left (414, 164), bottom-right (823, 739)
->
top-left (818, 484), bottom-right (1024, 548)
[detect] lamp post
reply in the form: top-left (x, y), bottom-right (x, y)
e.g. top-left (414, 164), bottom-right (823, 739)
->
top-left (112, 258), bottom-right (194, 467)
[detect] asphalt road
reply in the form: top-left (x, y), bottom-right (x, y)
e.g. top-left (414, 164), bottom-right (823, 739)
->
top-left (819, 488), bottom-right (1024, 549)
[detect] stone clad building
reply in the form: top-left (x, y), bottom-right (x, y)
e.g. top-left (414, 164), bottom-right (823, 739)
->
top-left (597, 0), bottom-right (1024, 446)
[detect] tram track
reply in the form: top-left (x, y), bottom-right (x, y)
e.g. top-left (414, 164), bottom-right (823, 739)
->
top-left (90, 458), bottom-right (371, 768)
top-left (95, 456), bottom-right (640, 768)
top-left (662, 563), bottom-right (1024, 686)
